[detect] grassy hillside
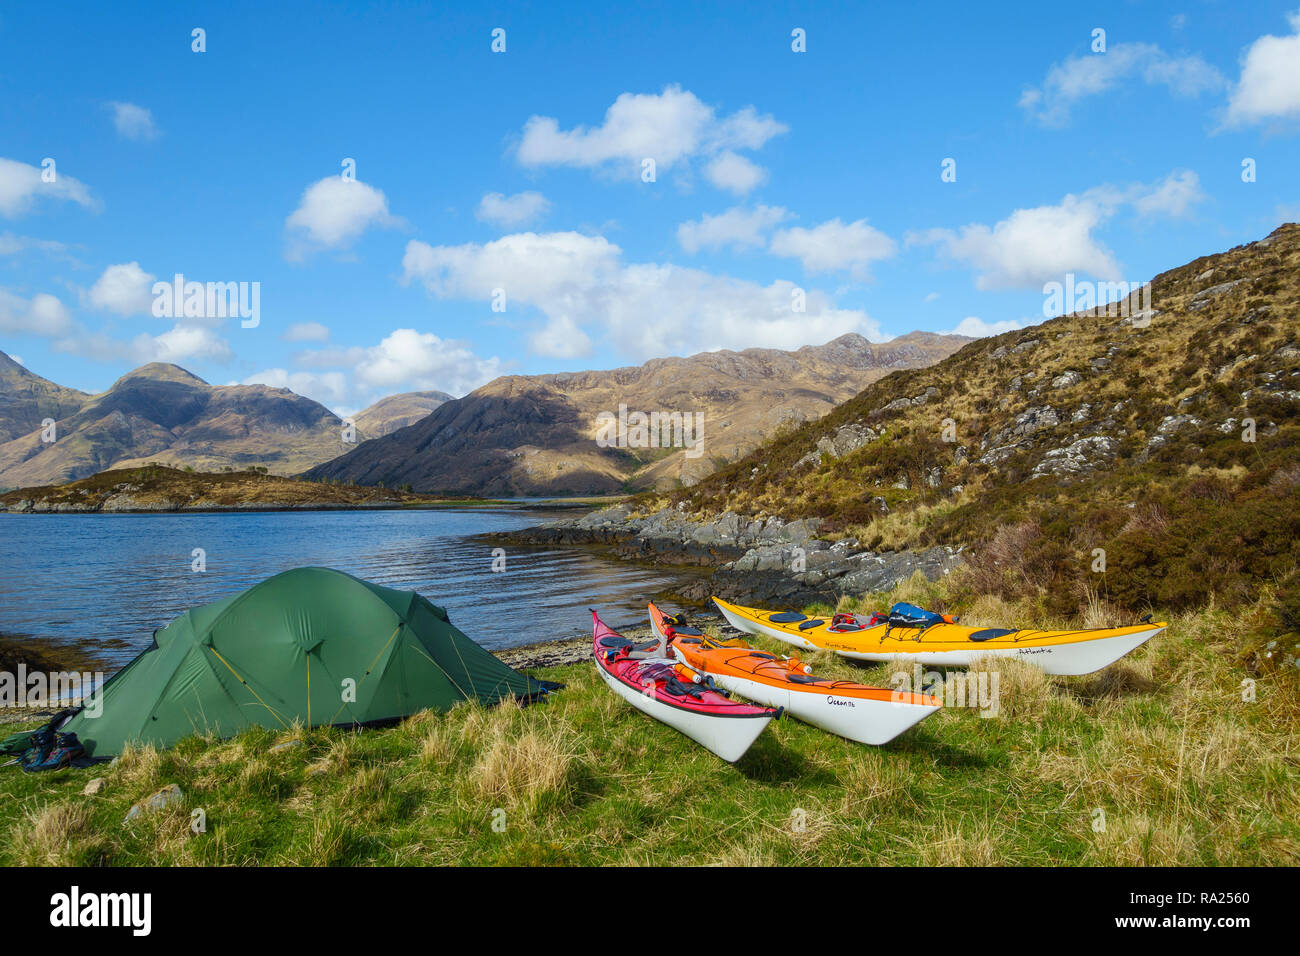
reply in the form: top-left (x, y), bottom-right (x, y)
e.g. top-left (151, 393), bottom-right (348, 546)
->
top-left (0, 464), bottom-right (473, 512)
top-left (665, 224), bottom-right (1300, 632)
top-left (2, 575), bottom-right (1295, 866)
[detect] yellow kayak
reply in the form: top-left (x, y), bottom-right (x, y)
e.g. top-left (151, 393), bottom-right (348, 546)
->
top-left (711, 597), bottom-right (1165, 676)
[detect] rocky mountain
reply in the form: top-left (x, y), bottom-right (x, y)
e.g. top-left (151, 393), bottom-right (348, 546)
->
top-left (665, 223), bottom-right (1300, 619)
top-left (302, 331), bottom-right (971, 496)
top-left (0, 351), bottom-right (91, 443)
top-left (351, 390), bottom-right (453, 437)
top-left (0, 362), bottom-right (353, 488)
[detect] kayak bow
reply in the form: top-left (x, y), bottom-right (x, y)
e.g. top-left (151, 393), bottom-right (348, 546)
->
top-left (591, 610), bottom-right (776, 762)
top-left (649, 602), bottom-right (940, 745)
top-left (711, 596), bottom-right (1164, 676)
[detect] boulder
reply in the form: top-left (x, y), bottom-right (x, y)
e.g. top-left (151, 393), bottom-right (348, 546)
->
top-left (124, 783), bottom-right (183, 824)
top-left (1031, 435), bottom-right (1120, 478)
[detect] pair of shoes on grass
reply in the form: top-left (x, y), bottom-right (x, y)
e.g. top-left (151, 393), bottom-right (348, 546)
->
top-left (20, 728), bottom-right (84, 772)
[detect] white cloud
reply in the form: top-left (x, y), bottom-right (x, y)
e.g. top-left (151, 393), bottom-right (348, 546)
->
top-left (0, 157), bottom-right (96, 218)
top-left (241, 368), bottom-right (349, 407)
top-left (529, 315), bottom-right (593, 359)
top-left (1020, 42), bottom-right (1225, 126)
top-left (106, 102), bottom-right (159, 141)
top-left (515, 85), bottom-right (787, 187)
top-left (402, 231), bottom-right (622, 301)
top-left (8, 279), bottom-right (235, 364)
top-left (708, 106), bottom-right (789, 152)
top-left (144, 325), bottom-right (232, 363)
top-left (88, 261), bottom-right (156, 316)
top-left (51, 323), bottom-right (233, 365)
top-left (402, 231), bottom-right (883, 362)
top-left (605, 264), bottom-right (882, 358)
top-left (947, 316), bottom-right (1025, 338)
top-left (923, 292), bottom-right (940, 303)
top-left (476, 191), bottom-right (552, 228)
top-left (677, 205), bottom-right (790, 253)
top-left (1224, 11), bottom-right (1300, 126)
top-left (0, 289), bottom-right (75, 336)
top-left (289, 329), bottom-right (502, 400)
top-left (911, 173), bottom-right (1205, 290)
top-left (0, 233), bottom-right (68, 256)
top-left (911, 188), bottom-right (1123, 289)
top-left (703, 151), bottom-right (766, 195)
top-left (1132, 169), bottom-right (1203, 218)
top-left (352, 329), bottom-right (501, 393)
top-left (282, 321), bottom-right (331, 343)
top-left (9, 354), bottom-right (22, 366)
top-left (769, 218), bottom-right (897, 278)
top-left (285, 176), bottom-right (401, 259)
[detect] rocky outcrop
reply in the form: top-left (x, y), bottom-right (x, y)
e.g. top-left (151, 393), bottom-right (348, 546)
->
top-left (1031, 435), bottom-right (1120, 478)
top-left (499, 504), bottom-right (964, 605)
top-left (978, 406), bottom-right (1060, 465)
top-left (506, 503), bottom-right (823, 565)
top-left (685, 538), bottom-right (963, 606)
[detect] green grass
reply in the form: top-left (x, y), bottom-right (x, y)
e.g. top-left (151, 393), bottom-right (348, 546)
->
top-left (3, 581), bottom-right (1297, 866)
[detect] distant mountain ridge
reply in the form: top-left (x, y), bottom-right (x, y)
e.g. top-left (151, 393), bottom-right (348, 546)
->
top-left (0, 362), bottom-right (350, 488)
top-left (0, 351), bottom-right (90, 444)
top-left (351, 390), bottom-right (453, 437)
top-left (302, 331), bottom-right (972, 496)
top-left (0, 331), bottom-right (969, 493)
top-left (0, 356), bottom-right (462, 489)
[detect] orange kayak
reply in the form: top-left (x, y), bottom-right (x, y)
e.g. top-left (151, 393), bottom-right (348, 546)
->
top-left (648, 602), bottom-right (940, 745)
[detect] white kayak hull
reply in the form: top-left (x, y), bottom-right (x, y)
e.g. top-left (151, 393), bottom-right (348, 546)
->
top-left (834, 627), bottom-right (1163, 676)
top-left (595, 660), bottom-right (773, 762)
top-left (716, 601), bottom-right (1162, 676)
top-left (714, 601), bottom-right (821, 650)
top-left (675, 662), bottom-right (938, 746)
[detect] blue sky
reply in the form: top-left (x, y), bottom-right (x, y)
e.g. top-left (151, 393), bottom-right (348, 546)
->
top-left (2, 1), bottom-right (1298, 415)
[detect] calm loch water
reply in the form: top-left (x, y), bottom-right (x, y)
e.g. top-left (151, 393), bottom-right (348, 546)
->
top-left (0, 508), bottom-right (695, 665)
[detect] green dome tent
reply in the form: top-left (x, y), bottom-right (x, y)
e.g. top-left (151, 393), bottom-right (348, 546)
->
top-left (18, 567), bottom-right (552, 758)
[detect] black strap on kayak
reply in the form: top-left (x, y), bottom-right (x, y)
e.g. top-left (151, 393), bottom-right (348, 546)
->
top-left (884, 621), bottom-right (939, 643)
top-left (663, 676), bottom-right (704, 700)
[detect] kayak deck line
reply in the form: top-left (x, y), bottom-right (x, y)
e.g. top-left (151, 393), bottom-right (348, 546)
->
top-left (648, 601), bottom-right (942, 745)
top-left (591, 609), bottom-right (777, 761)
top-left (711, 596), bottom-right (1166, 676)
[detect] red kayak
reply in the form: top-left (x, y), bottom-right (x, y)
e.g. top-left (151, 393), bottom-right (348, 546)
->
top-left (591, 610), bottom-right (778, 762)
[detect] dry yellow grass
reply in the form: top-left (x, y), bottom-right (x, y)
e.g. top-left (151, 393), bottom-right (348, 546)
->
top-left (14, 801), bottom-right (97, 866)
top-left (469, 714), bottom-right (581, 816)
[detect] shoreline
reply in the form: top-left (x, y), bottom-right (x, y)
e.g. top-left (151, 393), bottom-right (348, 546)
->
top-left (0, 614), bottom-right (682, 691)
top-left (494, 502), bottom-right (965, 607)
top-left (0, 464), bottom-right (628, 516)
top-left (0, 498), bottom-right (610, 516)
